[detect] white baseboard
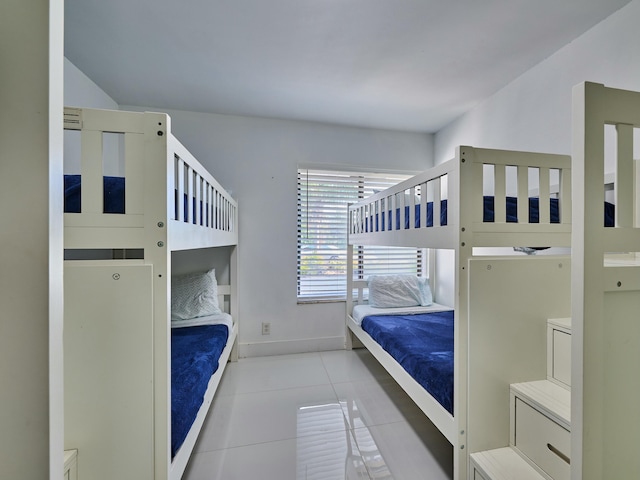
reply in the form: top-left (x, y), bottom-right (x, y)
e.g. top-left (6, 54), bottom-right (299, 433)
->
top-left (238, 336), bottom-right (345, 358)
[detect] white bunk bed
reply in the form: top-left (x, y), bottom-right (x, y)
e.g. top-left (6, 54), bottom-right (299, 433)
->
top-left (571, 82), bottom-right (640, 479)
top-left (62, 107), bottom-right (238, 480)
top-left (346, 146), bottom-right (577, 480)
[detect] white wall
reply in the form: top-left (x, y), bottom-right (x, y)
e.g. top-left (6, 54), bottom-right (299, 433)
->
top-left (435, 0), bottom-right (640, 164)
top-left (1, 1), bottom-right (64, 478)
top-left (64, 58), bottom-right (119, 110)
top-left (121, 106), bottom-right (434, 356)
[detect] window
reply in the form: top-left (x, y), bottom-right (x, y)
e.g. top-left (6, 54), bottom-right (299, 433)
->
top-left (297, 168), bottom-right (425, 302)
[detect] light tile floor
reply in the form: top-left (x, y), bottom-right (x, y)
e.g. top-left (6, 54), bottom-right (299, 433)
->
top-left (184, 349), bottom-right (453, 480)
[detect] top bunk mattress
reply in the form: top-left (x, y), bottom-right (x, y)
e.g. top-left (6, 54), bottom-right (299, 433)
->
top-left (64, 175), bottom-right (125, 214)
top-left (365, 197), bottom-right (615, 232)
top-left (64, 175), bottom-right (220, 225)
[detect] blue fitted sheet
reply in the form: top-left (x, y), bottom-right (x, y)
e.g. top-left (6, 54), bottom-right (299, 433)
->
top-left (64, 174), bottom-right (125, 214)
top-left (365, 196), bottom-right (615, 232)
top-left (171, 324), bottom-right (229, 458)
top-left (361, 310), bottom-right (454, 415)
top-left (64, 174), bottom-right (213, 225)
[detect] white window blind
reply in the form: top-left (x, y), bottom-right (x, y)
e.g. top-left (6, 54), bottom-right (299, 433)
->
top-left (297, 168), bottom-right (425, 302)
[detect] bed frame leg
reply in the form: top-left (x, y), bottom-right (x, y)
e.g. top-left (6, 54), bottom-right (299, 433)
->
top-left (229, 336), bottom-right (239, 362)
top-left (345, 327), bottom-right (364, 350)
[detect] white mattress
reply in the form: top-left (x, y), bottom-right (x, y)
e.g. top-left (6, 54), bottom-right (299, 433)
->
top-left (351, 303), bottom-right (452, 326)
top-left (171, 312), bottom-right (233, 329)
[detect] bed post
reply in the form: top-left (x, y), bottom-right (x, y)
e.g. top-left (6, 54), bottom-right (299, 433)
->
top-left (427, 248), bottom-right (436, 299)
top-left (452, 146), bottom-right (474, 480)
top-left (346, 242), bottom-right (354, 350)
top-left (143, 111), bottom-right (173, 479)
top-left (230, 244), bottom-right (239, 362)
top-left (571, 81), bottom-right (607, 480)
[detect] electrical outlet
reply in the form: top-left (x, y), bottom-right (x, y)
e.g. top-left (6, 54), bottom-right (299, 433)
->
top-left (261, 322), bottom-right (271, 335)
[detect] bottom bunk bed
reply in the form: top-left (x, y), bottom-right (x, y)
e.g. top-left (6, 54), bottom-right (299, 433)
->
top-left (347, 275), bottom-right (457, 443)
top-left (171, 321), bottom-right (230, 458)
top-left (170, 307), bottom-right (238, 478)
top-left (64, 264), bottom-right (237, 480)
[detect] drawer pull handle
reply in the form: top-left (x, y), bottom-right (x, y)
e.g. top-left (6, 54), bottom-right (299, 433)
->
top-left (547, 443), bottom-right (570, 465)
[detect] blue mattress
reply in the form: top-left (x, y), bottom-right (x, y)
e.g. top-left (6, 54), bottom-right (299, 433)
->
top-left (365, 196), bottom-right (615, 231)
top-left (171, 324), bottom-right (229, 458)
top-left (64, 174), bottom-right (125, 214)
top-left (64, 174), bottom-right (210, 225)
top-left (361, 310), bottom-right (455, 415)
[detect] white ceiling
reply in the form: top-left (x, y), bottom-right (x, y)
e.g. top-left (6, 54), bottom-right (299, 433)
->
top-left (65, 0), bottom-right (632, 133)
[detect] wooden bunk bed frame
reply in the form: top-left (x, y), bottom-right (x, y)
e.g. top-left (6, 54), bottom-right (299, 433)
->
top-left (571, 82), bottom-right (640, 479)
top-left (346, 146), bottom-right (574, 480)
top-left (62, 107), bottom-right (238, 480)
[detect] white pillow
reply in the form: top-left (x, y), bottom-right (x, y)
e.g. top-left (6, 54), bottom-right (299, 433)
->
top-left (368, 274), bottom-right (432, 308)
top-left (171, 269), bottom-right (221, 321)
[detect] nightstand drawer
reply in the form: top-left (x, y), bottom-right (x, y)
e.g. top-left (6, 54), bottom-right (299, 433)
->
top-left (514, 398), bottom-right (570, 480)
